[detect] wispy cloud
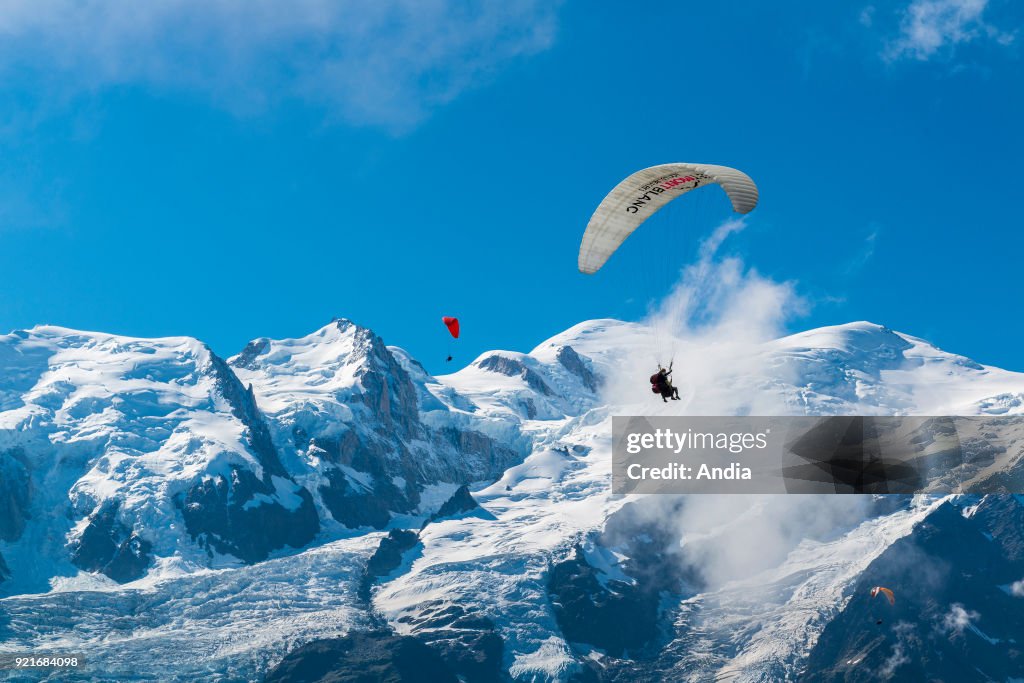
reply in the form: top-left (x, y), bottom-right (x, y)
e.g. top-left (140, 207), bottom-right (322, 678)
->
top-left (844, 224), bottom-right (881, 275)
top-left (0, 0), bottom-right (560, 133)
top-left (882, 0), bottom-right (1016, 62)
top-left (655, 217), bottom-right (805, 348)
top-left (861, 6), bottom-right (877, 28)
top-left (878, 622), bottom-right (914, 679)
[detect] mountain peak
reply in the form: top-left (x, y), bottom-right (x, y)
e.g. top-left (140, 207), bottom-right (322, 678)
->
top-left (229, 317), bottom-right (387, 375)
top-left (6, 324), bottom-right (205, 350)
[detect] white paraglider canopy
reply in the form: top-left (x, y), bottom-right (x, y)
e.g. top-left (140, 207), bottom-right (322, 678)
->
top-left (578, 163), bottom-right (758, 274)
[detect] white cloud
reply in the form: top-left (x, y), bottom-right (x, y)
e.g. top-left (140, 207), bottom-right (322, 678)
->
top-left (878, 622), bottom-right (914, 679)
top-left (651, 218), bottom-right (806, 366)
top-left (1011, 578), bottom-right (1024, 597)
top-left (883, 0), bottom-right (1015, 62)
top-left (0, 0), bottom-right (560, 133)
top-left (940, 602), bottom-right (979, 635)
top-left (671, 495), bottom-right (872, 589)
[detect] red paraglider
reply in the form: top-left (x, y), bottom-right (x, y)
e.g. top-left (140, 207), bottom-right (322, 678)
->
top-left (442, 317), bottom-right (460, 339)
top-left (442, 317), bottom-right (460, 362)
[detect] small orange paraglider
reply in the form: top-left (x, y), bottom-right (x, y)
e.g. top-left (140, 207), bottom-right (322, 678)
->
top-left (870, 586), bottom-right (895, 624)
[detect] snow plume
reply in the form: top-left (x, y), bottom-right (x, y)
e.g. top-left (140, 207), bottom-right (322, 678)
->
top-left (649, 217), bottom-right (805, 415)
top-left (596, 219), bottom-right (867, 589)
top-left (673, 495), bottom-right (872, 588)
top-left (878, 621), bottom-right (915, 679)
top-left (940, 602), bottom-right (980, 635)
top-left (653, 217), bottom-right (799, 343)
top-left (607, 494), bottom-right (872, 590)
top-left (601, 217), bottom-right (806, 414)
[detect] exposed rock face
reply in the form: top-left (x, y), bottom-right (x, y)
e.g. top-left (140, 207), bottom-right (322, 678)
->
top-left (230, 338), bottom-right (271, 371)
top-left (971, 494), bottom-right (1024, 562)
top-left (69, 500), bottom-right (152, 583)
top-left (359, 529), bottom-right (420, 601)
top-left (548, 546), bottom-right (661, 658)
top-left (264, 632), bottom-right (458, 683)
top-left (319, 468), bottom-right (396, 530)
top-left (423, 484), bottom-right (479, 528)
top-left (396, 601), bottom-right (504, 683)
top-left (351, 527), bottom-right (504, 681)
top-left (177, 467), bottom-right (319, 564)
top-left (0, 448), bottom-right (31, 542)
top-left (308, 429), bottom-right (420, 531)
top-left (432, 428), bottom-right (520, 484)
top-left (206, 352), bottom-right (289, 479)
top-left (353, 333), bottom-right (421, 439)
top-left (556, 345), bottom-right (600, 393)
top-left (477, 354), bottom-right (554, 396)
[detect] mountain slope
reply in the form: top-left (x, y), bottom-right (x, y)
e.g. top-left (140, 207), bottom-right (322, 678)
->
top-left (367, 320), bottom-right (1024, 680)
top-left (0, 326), bottom-right (319, 594)
top-left (1, 318), bottom-right (1023, 682)
top-left (229, 318), bottom-right (525, 532)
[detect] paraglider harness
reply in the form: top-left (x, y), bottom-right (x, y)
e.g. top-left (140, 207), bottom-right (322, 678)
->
top-left (650, 362), bottom-right (680, 402)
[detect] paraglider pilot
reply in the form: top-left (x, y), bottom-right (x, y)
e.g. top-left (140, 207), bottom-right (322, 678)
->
top-left (651, 364), bottom-right (680, 402)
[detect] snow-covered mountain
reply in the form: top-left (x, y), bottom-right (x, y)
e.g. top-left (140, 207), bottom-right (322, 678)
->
top-left (228, 319), bottom-right (523, 532)
top-left (1, 318), bottom-right (1023, 682)
top-left (0, 326), bottom-right (320, 595)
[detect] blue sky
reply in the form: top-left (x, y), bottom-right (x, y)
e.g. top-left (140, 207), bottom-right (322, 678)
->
top-left (0, 0), bottom-right (1021, 372)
